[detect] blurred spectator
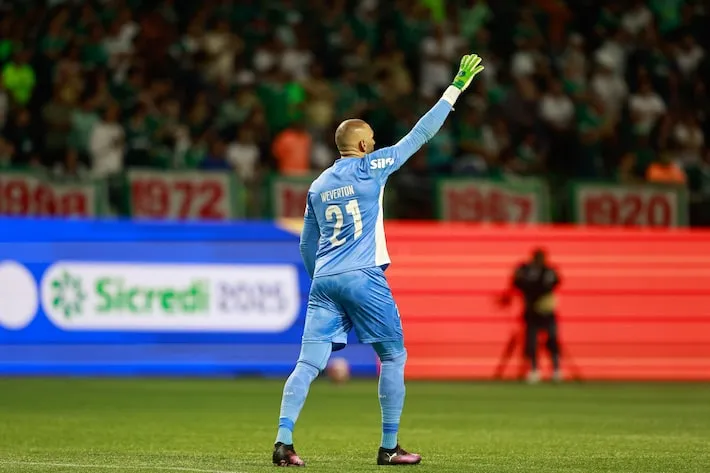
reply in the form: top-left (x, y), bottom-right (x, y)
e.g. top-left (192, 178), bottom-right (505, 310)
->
top-left (558, 33), bottom-right (588, 81)
top-left (458, 0), bottom-right (492, 43)
top-left (253, 36), bottom-right (281, 75)
top-left (502, 77), bottom-right (540, 136)
top-left (621, 0), bottom-right (653, 38)
top-left (675, 33), bottom-right (705, 80)
top-left (272, 120), bottom-right (312, 176)
top-left (427, 120), bottom-right (455, 173)
top-left (2, 50), bottom-right (36, 106)
top-left (577, 94), bottom-right (613, 178)
top-left (629, 78), bottom-right (667, 137)
top-left (0, 136), bottom-right (15, 169)
top-left (81, 24), bottom-right (109, 70)
top-left (456, 108), bottom-right (493, 175)
top-left (3, 108), bottom-right (39, 165)
top-left (594, 28), bottom-right (630, 78)
top-left (672, 109), bottom-right (705, 168)
top-left (303, 64), bottom-right (335, 134)
top-left (70, 96), bottom-right (100, 162)
top-left (202, 18), bottom-right (242, 83)
top-left (420, 24), bottom-right (464, 99)
top-left (617, 151), bottom-right (640, 184)
top-left (200, 138), bottom-right (232, 171)
top-left (646, 151), bottom-right (687, 185)
top-left (649, 0), bottom-right (684, 36)
top-left (182, 129), bottom-right (210, 169)
top-left (53, 148), bottom-right (89, 179)
top-left (0, 83), bottom-right (8, 129)
top-left (186, 91), bottom-right (212, 136)
top-left (282, 33), bottom-right (314, 81)
top-left (103, 15), bottom-right (138, 72)
top-left (227, 126), bottom-right (261, 183)
top-left (40, 10), bottom-right (71, 62)
top-left (508, 131), bottom-right (547, 176)
top-left (89, 103), bottom-right (124, 178)
top-left (42, 86), bottom-right (74, 164)
top-left (311, 132), bottom-right (335, 172)
top-left (511, 38), bottom-right (547, 79)
top-left (0, 0), bottom-right (706, 223)
top-left (539, 79), bottom-right (575, 132)
top-left (591, 56), bottom-right (628, 123)
top-left (217, 84), bottom-right (260, 131)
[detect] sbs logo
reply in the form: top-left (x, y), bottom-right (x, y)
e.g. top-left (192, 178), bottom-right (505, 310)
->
top-left (370, 158), bottom-right (395, 170)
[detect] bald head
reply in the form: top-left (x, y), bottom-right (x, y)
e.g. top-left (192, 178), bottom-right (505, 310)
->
top-left (335, 119), bottom-right (375, 158)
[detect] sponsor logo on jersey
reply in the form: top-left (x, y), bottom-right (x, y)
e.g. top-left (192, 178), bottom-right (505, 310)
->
top-left (370, 158), bottom-right (395, 170)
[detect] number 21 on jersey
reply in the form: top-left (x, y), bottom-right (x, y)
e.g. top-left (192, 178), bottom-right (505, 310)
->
top-left (325, 199), bottom-right (362, 247)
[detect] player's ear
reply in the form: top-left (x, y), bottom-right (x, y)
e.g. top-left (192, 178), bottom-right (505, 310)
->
top-left (359, 140), bottom-right (366, 152)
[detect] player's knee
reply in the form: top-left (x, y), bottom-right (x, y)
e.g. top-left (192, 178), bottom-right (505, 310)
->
top-left (374, 340), bottom-right (407, 363)
top-left (297, 342), bottom-right (333, 372)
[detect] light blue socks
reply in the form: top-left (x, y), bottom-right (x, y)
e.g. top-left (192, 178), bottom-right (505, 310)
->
top-left (378, 350), bottom-right (407, 449)
top-left (276, 341), bottom-right (407, 450)
top-left (275, 342), bottom-right (331, 445)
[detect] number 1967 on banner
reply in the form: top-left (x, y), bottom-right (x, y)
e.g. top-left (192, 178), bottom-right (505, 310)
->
top-left (437, 179), bottom-right (549, 223)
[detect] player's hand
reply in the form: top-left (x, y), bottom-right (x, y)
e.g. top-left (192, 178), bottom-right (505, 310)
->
top-left (452, 54), bottom-right (484, 92)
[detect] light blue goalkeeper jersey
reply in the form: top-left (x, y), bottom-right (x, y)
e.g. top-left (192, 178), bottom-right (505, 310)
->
top-left (299, 99), bottom-right (453, 278)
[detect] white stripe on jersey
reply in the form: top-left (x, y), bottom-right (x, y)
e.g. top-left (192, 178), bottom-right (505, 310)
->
top-left (375, 186), bottom-right (391, 266)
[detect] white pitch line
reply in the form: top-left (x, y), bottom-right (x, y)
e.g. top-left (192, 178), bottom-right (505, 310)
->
top-left (0, 460), bottom-right (244, 473)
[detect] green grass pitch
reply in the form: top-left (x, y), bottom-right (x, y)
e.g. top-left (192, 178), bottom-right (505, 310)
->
top-left (0, 378), bottom-right (709, 472)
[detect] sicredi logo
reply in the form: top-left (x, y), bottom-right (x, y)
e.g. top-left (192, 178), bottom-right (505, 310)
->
top-left (40, 263), bottom-right (300, 332)
top-left (370, 157), bottom-right (394, 170)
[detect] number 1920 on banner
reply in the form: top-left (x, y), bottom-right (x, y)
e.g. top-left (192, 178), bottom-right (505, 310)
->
top-left (574, 184), bottom-right (688, 227)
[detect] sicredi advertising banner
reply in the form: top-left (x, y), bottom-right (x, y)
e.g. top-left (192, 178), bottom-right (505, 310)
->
top-left (39, 263), bottom-right (299, 332)
top-left (0, 219), bottom-right (376, 377)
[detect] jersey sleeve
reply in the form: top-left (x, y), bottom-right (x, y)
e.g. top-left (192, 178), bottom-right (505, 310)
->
top-left (299, 193), bottom-right (320, 279)
top-left (364, 99), bottom-right (453, 184)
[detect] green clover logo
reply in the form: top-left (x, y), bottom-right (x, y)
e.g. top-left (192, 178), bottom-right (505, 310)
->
top-left (51, 271), bottom-right (86, 318)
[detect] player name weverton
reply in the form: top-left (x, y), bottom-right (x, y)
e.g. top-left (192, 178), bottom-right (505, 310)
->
top-left (320, 185), bottom-right (356, 202)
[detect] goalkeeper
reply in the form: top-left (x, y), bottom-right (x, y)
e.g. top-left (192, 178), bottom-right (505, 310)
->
top-left (272, 54), bottom-right (485, 467)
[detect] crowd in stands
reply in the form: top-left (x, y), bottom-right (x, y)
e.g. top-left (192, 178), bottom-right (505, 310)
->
top-left (0, 0), bottom-right (708, 221)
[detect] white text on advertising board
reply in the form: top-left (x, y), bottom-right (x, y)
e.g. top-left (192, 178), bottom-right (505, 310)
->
top-left (40, 263), bottom-right (300, 332)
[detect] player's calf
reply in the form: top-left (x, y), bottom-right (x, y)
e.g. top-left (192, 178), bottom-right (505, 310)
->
top-left (377, 445), bottom-right (422, 465)
top-left (273, 442), bottom-right (306, 467)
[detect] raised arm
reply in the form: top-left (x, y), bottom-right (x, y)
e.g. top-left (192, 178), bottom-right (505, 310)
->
top-left (366, 54), bottom-right (485, 181)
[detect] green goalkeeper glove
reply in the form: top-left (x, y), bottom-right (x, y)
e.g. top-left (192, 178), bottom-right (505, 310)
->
top-left (451, 54), bottom-right (485, 92)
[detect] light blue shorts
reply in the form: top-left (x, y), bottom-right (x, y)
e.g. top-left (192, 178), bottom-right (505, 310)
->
top-left (302, 267), bottom-right (403, 345)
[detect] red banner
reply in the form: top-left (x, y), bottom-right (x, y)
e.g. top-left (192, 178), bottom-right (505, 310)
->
top-left (0, 171), bottom-right (103, 217)
top-left (573, 183), bottom-right (687, 227)
top-left (270, 176), bottom-right (312, 219)
top-left (437, 178), bottom-right (548, 223)
top-left (385, 223), bottom-right (710, 381)
top-left (127, 170), bottom-right (240, 220)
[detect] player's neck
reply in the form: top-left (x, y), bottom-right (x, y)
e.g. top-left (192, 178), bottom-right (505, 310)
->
top-left (339, 153), bottom-right (365, 159)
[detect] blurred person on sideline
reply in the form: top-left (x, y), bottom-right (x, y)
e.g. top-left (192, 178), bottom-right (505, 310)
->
top-left (499, 248), bottom-right (562, 384)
